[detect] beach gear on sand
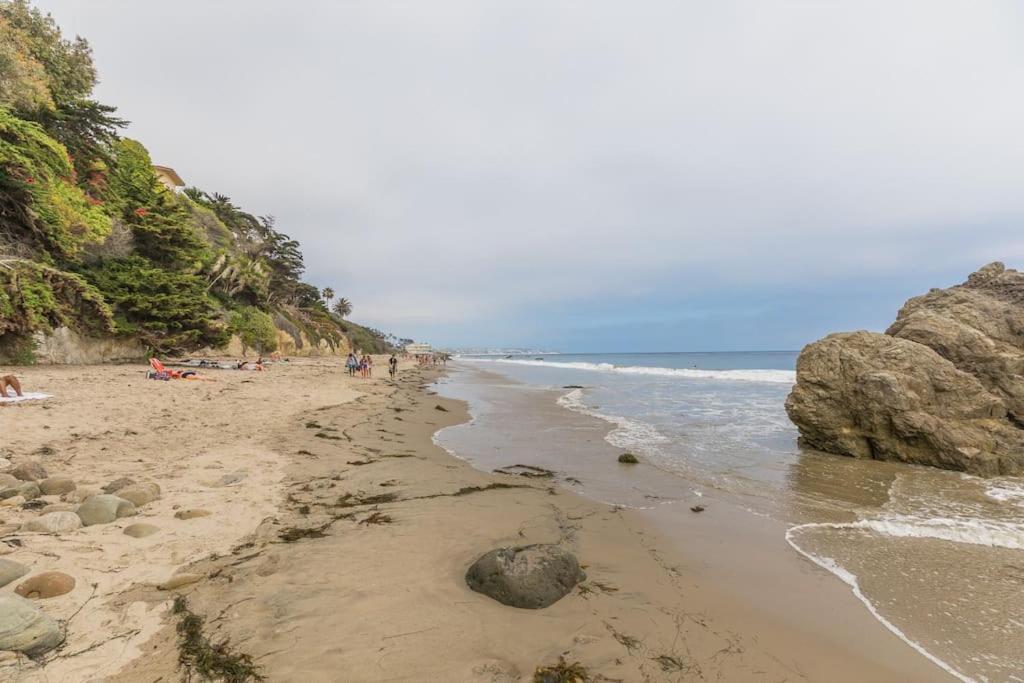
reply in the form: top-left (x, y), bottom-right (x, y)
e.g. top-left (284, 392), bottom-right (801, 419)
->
top-left (0, 391), bottom-right (51, 403)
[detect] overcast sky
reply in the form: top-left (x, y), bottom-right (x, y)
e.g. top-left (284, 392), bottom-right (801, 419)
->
top-left (34, 1), bottom-right (1024, 351)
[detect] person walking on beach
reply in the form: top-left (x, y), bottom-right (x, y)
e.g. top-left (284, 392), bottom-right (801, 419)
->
top-left (365, 355), bottom-right (373, 378)
top-left (346, 353), bottom-right (358, 377)
top-left (388, 354), bottom-right (398, 380)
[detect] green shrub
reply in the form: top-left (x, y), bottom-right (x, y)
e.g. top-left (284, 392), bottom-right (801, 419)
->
top-left (229, 306), bottom-right (278, 353)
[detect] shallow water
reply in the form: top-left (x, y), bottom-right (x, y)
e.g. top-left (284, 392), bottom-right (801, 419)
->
top-left (437, 353), bottom-right (1024, 683)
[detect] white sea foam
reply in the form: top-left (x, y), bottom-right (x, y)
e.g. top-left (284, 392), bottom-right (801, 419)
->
top-left (557, 388), bottom-right (669, 454)
top-left (985, 481), bottom-right (1024, 506)
top-left (786, 522), bottom-right (976, 683)
top-left (463, 357), bottom-right (795, 384)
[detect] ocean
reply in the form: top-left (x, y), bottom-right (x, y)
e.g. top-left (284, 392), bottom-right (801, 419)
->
top-left (435, 351), bottom-right (1024, 683)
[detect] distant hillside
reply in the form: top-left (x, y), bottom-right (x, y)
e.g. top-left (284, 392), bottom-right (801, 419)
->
top-left (0, 0), bottom-right (390, 362)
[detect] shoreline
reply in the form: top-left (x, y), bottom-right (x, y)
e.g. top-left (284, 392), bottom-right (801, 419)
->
top-left (0, 359), bottom-right (949, 681)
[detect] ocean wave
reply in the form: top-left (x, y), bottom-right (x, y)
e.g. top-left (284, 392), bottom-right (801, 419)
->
top-left (786, 522), bottom-right (975, 683)
top-left (557, 388), bottom-right (670, 452)
top-left (985, 481), bottom-right (1024, 506)
top-left (463, 358), bottom-right (796, 384)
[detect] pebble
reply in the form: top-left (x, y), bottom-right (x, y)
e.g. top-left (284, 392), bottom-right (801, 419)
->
top-left (39, 477), bottom-right (75, 496)
top-left (0, 558), bottom-right (29, 588)
top-left (21, 512), bottom-right (82, 535)
top-left (76, 495), bottom-right (136, 526)
top-left (0, 496), bottom-right (26, 508)
top-left (174, 509), bottom-right (211, 520)
top-left (123, 523), bottom-right (160, 538)
top-left (10, 461), bottom-right (48, 482)
top-left (15, 572), bottom-right (76, 600)
top-left (115, 482), bottom-right (160, 507)
top-left (0, 594), bottom-right (63, 655)
top-left (101, 477), bottom-right (135, 494)
top-left (157, 573), bottom-right (202, 590)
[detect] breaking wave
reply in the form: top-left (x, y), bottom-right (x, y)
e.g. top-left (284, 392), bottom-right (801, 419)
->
top-left (463, 357), bottom-right (795, 384)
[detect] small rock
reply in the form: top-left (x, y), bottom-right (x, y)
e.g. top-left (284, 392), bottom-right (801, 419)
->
top-left (0, 458), bottom-right (11, 470)
top-left (15, 572), bottom-right (76, 599)
top-left (40, 503), bottom-right (76, 514)
top-left (101, 477), bottom-right (135, 494)
top-left (0, 594), bottom-right (63, 655)
top-left (63, 487), bottom-right (99, 504)
top-left (465, 544), bottom-right (586, 609)
top-left (617, 453), bottom-right (639, 464)
top-left (174, 509), bottom-right (211, 520)
top-left (157, 573), bottom-right (202, 590)
top-left (0, 474), bottom-right (19, 489)
top-left (123, 523), bottom-right (160, 538)
top-left (21, 512), bottom-right (82, 535)
top-left (0, 496), bottom-right (26, 508)
top-left (38, 477), bottom-right (75, 496)
top-left (0, 558), bottom-right (29, 588)
top-left (115, 482), bottom-right (160, 507)
top-left (690, 505), bottom-right (705, 513)
top-left (76, 495), bottom-right (136, 526)
top-left (15, 482), bottom-right (40, 501)
top-left (10, 461), bottom-right (47, 482)
top-left (216, 472), bottom-right (246, 487)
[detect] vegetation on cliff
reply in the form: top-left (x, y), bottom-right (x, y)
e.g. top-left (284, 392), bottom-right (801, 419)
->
top-left (0, 0), bottom-right (390, 360)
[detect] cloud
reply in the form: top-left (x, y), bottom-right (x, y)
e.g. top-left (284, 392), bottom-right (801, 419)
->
top-left (36, 1), bottom-right (1024, 349)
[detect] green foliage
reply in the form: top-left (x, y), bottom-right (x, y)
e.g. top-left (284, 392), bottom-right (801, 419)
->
top-left (0, 16), bottom-right (51, 111)
top-left (229, 305), bottom-right (278, 353)
top-left (85, 256), bottom-right (228, 352)
top-left (0, 107), bottom-right (111, 255)
top-left (0, 259), bottom-right (114, 338)
top-left (332, 297), bottom-right (352, 318)
top-left (0, 0), bottom-right (96, 107)
top-left (108, 139), bottom-right (206, 267)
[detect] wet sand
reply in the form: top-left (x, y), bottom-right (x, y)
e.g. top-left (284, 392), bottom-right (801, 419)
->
top-left (0, 359), bottom-right (949, 681)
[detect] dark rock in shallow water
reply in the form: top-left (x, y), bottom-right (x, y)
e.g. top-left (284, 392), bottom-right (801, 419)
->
top-left (617, 453), bottom-right (639, 464)
top-left (787, 265), bottom-right (1024, 476)
top-left (465, 544), bottom-right (585, 609)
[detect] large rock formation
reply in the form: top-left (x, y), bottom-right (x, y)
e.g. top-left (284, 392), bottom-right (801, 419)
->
top-left (787, 263), bottom-right (1024, 476)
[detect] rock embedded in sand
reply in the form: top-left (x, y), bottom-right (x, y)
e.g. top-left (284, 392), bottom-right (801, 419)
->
top-left (465, 544), bottom-right (586, 609)
top-left (76, 494), bottom-right (136, 526)
top-left (39, 477), bottom-right (75, 496)
top-left (15, 482), bottom-right (41, 501)
top-left (15, 572), bottom-right (76, 599)
top-left (115, 482), bottom-right (160, 507)
top-left (0, 558), bottom-right (29, 588)
top-left (0, 474), bottom-right (19, 489)
top-left (41, 503), bottom-right (76, 514)
top-left (0, 594), bottom-right (63, 656)
top-left (157, 572), bottom-right (202, 590)
top-left (215, 472), bottom-right (246, 487)
top-left (0, 496), bottom-right (25, 507)
top-left (174, 509), bottom-right (211, 520)
top-left (123, 523), bottom-right (160, 538)
top-left (0, 458), bottom-right (11, 471)
top-left (101, 477), bottom-right (135, 494)
top-left (63, 487), bottom-right (99, 504)
top-left (10, 461), bottom-right (47, 482)
top-left (21, 511), bottom-right (82, 535)
top-left (617, 453), bottom-right (639, 464)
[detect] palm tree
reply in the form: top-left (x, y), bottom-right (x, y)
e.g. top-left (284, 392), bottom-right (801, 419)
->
top-left (332, 297), bottom-right (352, 319)
top-left (321, 287), bottom-right (335, 310)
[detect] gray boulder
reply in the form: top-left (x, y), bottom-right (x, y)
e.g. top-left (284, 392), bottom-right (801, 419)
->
top-left (465, 543), bottom-right (586, 609)
top-left (21, 511), bottom-right (82, 535)
top-left (0, 474), bottom-right (19, 489)
top-left (10, 461), bottom-right (47, 482)
top-left (1, 482), bottom-right (40, 501)
top-left (0, 594), bottom-right (63, 656)
top-left (786, 331), bottom-right (1024, 476)
top-left (76, 494), bottom-right (136, 526)
top-left (0, 558), bottom-right (29, 588)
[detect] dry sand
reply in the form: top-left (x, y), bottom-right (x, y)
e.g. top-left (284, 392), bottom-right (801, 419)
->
top-left (0, 358), bottom-right (946, 681)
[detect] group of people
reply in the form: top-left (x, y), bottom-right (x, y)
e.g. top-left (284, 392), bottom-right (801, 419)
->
top-left (346, 353), bottom-right (400, 380)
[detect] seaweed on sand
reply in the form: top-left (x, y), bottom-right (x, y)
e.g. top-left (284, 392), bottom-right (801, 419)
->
top-left (278, 525), bottom-right (328, 542)
top-left (172, 596), bottom-right (264, 682)
top-left (533, 656), bottom-right (589, 682)
top-left (359, 511), bottom-right (393, 525)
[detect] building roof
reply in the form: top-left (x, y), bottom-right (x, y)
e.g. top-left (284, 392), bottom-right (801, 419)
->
top-left (153, 165), bottom-right (185, 187)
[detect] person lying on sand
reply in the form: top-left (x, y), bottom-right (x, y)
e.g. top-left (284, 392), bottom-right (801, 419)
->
top-left (1, 373), bottom-right (24, 397)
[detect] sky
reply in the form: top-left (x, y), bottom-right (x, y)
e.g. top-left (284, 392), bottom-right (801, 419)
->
top-left (33, 1), bottom-right (1024, 352)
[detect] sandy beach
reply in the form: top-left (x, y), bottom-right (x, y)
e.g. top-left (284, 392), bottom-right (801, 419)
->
top-left (0, 359), bottom-right (948, 681)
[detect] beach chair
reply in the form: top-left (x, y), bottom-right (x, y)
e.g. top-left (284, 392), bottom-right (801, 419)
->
top-left (148, 358), bottom-right (181, 380)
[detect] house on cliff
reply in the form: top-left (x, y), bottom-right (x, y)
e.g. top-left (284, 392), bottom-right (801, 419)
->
top-left (153, 165), bottom-right (185, 192)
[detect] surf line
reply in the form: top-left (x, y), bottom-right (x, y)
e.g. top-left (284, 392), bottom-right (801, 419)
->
top-left (785, 522), bottom-right (973, 683)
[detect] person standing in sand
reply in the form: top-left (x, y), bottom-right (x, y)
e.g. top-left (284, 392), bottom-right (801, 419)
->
top-left (388, 354), bottom-right (398, 380)
top-left (365, 355), bottom-right (373, 378)
top-left (346, 353), bottom-right (358, 377)
top-left (1, 373), bottom-right (23, 397)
